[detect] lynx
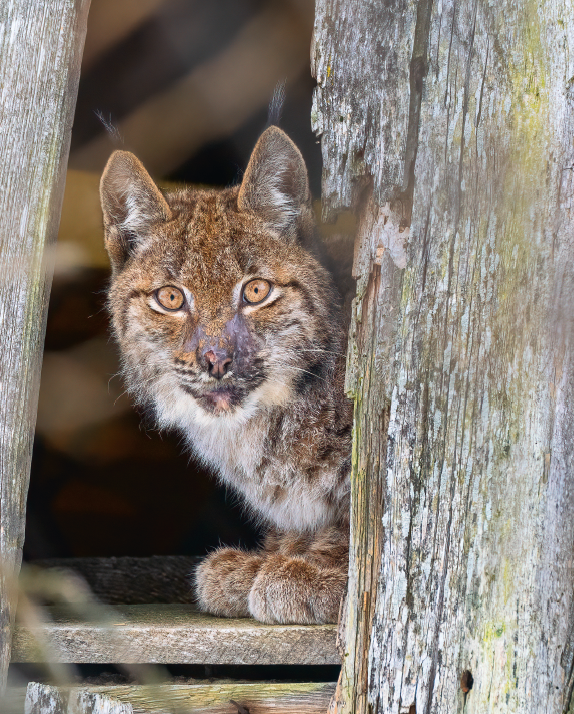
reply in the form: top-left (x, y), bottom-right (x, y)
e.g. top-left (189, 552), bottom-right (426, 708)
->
top-left (100, 126), bottom-right (352, 624)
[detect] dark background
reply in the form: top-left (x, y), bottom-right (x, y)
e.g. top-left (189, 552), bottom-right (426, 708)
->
top-left (24, 0), bottom-right (321, 563)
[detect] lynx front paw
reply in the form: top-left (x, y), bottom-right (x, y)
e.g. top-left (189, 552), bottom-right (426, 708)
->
top-left (195, 548), bottom-right (264, 618)
top-left (248, 554), bottom-right (346, 624)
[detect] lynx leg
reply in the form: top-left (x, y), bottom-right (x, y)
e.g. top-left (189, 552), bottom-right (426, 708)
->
top-left (248, 554), bottom-right (346, 624)
top-left (195, 548), bottom-right (265, 618)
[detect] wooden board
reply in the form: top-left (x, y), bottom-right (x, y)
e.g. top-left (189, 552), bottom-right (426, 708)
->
top-left (313, 0), bottom-right (574, 712)
top-left (26, 681), bottom-right (336, 714)
top-left (0, 687), bottom-right (26, 714)
top-left (12, 605), bottom-right (338, 665)
top-left (0, 0), bottom-right (91, 694)
top-left (29, 556), bottom-right (200, 605)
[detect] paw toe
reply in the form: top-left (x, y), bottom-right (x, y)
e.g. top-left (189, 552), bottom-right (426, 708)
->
top-left (195, 548), bottom-right (264, 618)
top-left (248, 556), bottom-right (345, 624)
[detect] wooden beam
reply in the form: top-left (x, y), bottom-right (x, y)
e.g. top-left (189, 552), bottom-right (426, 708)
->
top-left (26, 681), bottom-right (336, 714)
top-left (12, 604), bottom-right (339, 665)
top-left (313, 0), bottom-right (574, 711)
top-left (0, 0), bottom-right (91, 694)
top-left (29, 556), bottom-right (200, 605)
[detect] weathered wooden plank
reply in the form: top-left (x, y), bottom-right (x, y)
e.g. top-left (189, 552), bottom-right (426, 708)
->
top-left (25, 684), bottom-right (68, 714)
top-left (368, 0), bottom-right (574, 708)
top-left (26, 682), bottom-right (336, 714)
top-left (313, 0), bottom-right (574, 712)
top-left (12, 605), bottom-right (338, 665)
top-left (313, 3), bottom-right (419, 713)
top-left (0, 0), bottom-right (91, 694)
top-left (311, 0), bottom-right (418, 220)
top-left (30, 557), bottom-right (200, 605)
top-left (0, 687), bottom-right (27, 714)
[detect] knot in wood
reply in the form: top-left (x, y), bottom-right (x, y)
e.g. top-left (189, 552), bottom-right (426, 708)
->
top-left (460, 669), bottom-right (474, 693)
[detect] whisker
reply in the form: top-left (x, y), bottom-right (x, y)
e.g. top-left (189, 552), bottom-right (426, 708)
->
top-left (266, 362), bottom-right (329, 384)
top-left (107, 371), bottom-right (122, 393)
top-left (113, 372), bottom-right (163, 406)
top-left (289, 368), bottom-right (328, 383)
top-left (296, 347), bottom-right (344, 356)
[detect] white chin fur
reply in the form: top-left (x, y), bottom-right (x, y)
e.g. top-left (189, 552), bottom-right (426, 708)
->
top-left (147, 373), bottom-right (335, 532)
top-left (152, 372), bottom-right (292, 433)
top-left (154, 383), bottom-right (251, 431)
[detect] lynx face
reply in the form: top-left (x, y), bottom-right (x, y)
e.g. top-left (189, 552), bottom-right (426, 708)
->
top-left (101, 128), bottom-right (340, 432)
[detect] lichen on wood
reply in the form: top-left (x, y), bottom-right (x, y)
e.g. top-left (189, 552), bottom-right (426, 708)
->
top-left (313, 0), bottom-right (574, 712)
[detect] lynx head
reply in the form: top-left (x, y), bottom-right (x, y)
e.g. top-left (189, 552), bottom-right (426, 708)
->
top-left (100, 127), bottom-right (341, 432)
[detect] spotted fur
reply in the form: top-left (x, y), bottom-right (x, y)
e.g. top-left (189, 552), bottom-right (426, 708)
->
top-left (100, 127), bottom-right (352, 624)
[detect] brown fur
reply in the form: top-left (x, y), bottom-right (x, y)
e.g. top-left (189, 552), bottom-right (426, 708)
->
top-left (100, 127), bottom-right (352, 624)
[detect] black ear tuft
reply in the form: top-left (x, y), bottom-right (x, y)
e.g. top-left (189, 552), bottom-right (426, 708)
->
top-left (100, 151), bottom-right (171, 272)
top-left (238, 127), bottom-right (310, 237)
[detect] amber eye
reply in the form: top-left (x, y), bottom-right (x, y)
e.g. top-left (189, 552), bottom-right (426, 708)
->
top-left (155, 286), bottom-right (185, 311)
top-left (243, 279), bottom-right (271, 304)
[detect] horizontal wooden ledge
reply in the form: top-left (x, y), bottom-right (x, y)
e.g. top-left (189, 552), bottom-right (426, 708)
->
top-left (12, 604), bottom-right (339, 665)
top-left (25, 681), bottom-right (337, 714)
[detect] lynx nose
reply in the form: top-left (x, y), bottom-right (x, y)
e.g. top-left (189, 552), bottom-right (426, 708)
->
top-left (204, 348), bottom-right (233, 380)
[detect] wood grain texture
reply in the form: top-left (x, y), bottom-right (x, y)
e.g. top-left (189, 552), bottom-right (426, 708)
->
top-left (25, 682), bottom-right (336, 714)
top-left (30, 556), bottom-right (201, 604)
top-left (314, 0), bottom-right (574, 712)
top-left (311, 0), bottom-right (417, 220)
top-left (0, 0), bottom-right (90, 694)
top-left (12, 604), bottom-right (339, 665)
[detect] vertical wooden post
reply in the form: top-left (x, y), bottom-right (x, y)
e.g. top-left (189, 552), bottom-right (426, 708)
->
top-left (313, 0), bottom-right (574, 711)
top-left (0, 0), bottom-right (90, 692)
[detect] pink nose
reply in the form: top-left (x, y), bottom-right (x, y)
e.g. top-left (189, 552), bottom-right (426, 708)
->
top-left (204, 349), bottom-right (233, 379)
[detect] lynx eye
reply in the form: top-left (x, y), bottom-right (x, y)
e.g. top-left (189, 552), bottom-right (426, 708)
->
top-left (243, 279), bottom-right (271, 304)
top-left (155, 286), bottom-right (185, 311)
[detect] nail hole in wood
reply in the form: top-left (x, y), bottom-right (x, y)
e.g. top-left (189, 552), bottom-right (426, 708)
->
top-left (461, 670), bottom-right (474, 693)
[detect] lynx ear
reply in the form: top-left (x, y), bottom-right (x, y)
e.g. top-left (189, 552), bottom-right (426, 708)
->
top-left (238, 126), bottom-right (310, 237)
top-left (100, 150), bottom-right (171, 271)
